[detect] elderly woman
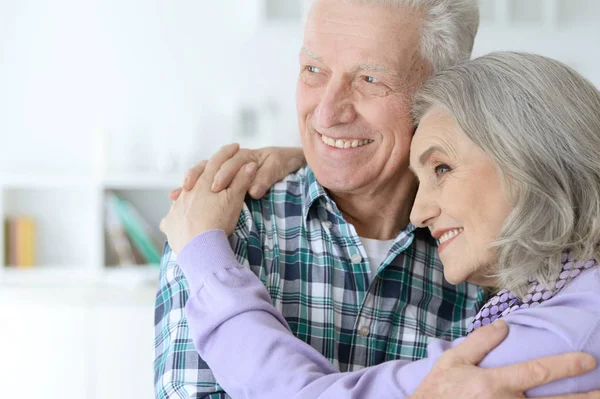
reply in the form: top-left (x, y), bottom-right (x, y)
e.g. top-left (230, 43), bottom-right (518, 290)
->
top-left (161, 52), bottom-right (600, 397)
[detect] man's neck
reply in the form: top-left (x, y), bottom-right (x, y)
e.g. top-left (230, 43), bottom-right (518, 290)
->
top-left (329, 170), bottom-right (418, 240)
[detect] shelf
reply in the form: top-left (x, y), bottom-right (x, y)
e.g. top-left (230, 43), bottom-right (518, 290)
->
top-left (0, 173), bottom-right (93, 189)
top-left (0, 173), bottom-right (183, 190)
top-left (102, 265), bottom-right (160, 289)
top-left (0, 265), bottom-right (93, 286)
top-left (101, 174), bottom-right (182, 190)
top-left (0, 265), bottom-right (160, 289)
top-left (3, 188), bottom-right (96, 268)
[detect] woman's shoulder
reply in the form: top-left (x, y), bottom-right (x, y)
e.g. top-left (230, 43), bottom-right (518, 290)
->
top-left (547, 266), bottom-right (600, 333)
top-left (508, 266), bottom-right (600, 348)
top-left (483, 266), bottom-right (600, 396)
top-left (561, 263), bottom-right (600, 295)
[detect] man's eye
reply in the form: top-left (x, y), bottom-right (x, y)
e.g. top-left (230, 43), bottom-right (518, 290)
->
top-left (354, 75), bottom-right (389, 96)
top-left (434, 164), bottom-right (451, 176)
top-left (307, 66), bottom-right (321, 73)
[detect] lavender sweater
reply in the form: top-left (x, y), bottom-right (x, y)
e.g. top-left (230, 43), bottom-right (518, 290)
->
top-left (178, 230), bottom-right (600, 398)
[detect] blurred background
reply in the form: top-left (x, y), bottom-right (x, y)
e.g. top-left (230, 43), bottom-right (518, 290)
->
top-left (0, 0), bottom-right (598, 397)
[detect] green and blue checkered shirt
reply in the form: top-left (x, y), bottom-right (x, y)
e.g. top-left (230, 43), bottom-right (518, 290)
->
top-left (154, 166), bottom-right (486, 398)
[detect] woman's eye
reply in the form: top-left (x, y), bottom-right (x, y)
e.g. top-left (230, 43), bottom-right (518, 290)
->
top-left (364, 76), bottom-right (378, 83)
top-left (434, 164), bottom-right (451, 176)
top-left (307, 66), bottom-right (321, 73)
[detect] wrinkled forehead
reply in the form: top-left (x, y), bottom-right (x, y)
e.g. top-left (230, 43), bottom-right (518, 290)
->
top-left (409, 107), bottom-right (460, 165)
top-left (303, 0), bottom-right (423, 68)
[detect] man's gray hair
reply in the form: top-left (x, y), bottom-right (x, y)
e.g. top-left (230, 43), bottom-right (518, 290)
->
top-left (347, 0), bottom-right (480, 73)
top-left (413, 52), bottom-right (600, 297)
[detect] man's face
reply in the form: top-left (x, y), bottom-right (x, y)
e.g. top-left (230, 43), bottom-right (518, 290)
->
top-left (297, 0), bottom-right (429, 194)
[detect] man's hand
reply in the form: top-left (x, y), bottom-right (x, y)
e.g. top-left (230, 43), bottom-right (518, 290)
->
top-left (169, 144), bottom-right (306, 201)
top-left (160, 145), bottom-right (257, 253)
top-left (410, 321), bottom-right (598, 399)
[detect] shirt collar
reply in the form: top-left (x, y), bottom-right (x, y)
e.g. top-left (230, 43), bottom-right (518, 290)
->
top-left (303, 166), bottom-right (330, 221)
top-left (302, 166), bottom-right (419, 237)
top-left (406, 222), bottom-right (418, 234)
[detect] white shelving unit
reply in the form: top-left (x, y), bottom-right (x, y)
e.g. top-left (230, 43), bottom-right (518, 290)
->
top-left (0, 3), bottom-right (307, 399)
top-left (0, 172), bottom-right (177, 287)
top-left (0, 1), bottom-right (310, 289)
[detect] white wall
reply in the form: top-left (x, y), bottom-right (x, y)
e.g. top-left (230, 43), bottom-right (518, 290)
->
top-left (0, 0), bottom-right (302, 177)
top-left (2, 0), bottom-right (598, 177)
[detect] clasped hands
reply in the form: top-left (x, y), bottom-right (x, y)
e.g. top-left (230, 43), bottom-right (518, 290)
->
top-left (160, 144), bottom-right (306, 253)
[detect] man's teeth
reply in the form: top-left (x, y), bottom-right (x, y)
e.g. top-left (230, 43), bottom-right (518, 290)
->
top-left (438, 228), bottom-right (464, 244)
top-left (321, 134), bottom-right (373, 149)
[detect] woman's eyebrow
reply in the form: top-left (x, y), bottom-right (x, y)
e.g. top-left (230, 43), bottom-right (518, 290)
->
top-left (419, 145), bottom-right (449, 166)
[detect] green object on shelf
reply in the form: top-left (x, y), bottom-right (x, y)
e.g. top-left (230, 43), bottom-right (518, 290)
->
top-left (108, 194), bottom-right (161, 265)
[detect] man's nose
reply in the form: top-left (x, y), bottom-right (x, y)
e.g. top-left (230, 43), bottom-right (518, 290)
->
top-left (314, 78), bottom-right (357, 128)
top-left (410, 186), bottom-right (440, 228)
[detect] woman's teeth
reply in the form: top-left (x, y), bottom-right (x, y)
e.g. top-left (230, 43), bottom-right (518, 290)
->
top-left (439, 228), bottom-right (464, 244)
top-left (321, 134), bottom-right (373, 149)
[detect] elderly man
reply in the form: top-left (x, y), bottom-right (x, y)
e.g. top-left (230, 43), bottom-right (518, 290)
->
top-left (154, 1), bottom-right (598, 398)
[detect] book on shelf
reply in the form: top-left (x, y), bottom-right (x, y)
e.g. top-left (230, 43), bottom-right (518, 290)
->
top-left (105, 194), bottom-right (137, 266)
top-left (3, 216), bottom-right (36, 267)
top-left (104, 192), bottom-right (162, 267)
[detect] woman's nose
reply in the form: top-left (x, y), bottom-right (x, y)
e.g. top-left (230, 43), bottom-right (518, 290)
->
top-left (410, 186), bottom-right (440, 228)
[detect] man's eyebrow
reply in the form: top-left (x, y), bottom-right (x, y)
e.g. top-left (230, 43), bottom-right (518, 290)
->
top-left (300, 46), bottom-right (323, 62)
top-left (349, 64), bottom-right (390, 73)
top-left (419, 145), bottom-right (449, 166)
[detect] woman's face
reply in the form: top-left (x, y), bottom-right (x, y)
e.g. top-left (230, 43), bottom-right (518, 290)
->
top-left (409, 107), bottom-right (513, 287)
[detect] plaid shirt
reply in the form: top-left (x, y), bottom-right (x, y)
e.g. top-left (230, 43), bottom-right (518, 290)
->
top-left (154, 166), bottom-right (486, 398)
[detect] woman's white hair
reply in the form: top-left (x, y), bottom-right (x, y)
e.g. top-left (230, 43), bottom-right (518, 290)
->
top-left (413, 52), bottom-right (600, 297)
top-left (346, 0), bottom-right (480, 73)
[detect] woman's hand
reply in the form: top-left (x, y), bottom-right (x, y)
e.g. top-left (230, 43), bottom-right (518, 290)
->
top-left (169, 144), bottom-right (305, 201)
top-left (160, 145), bottom-right (257, 253)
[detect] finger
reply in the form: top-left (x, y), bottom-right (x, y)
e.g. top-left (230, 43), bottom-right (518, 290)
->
top-left (449, 321), bottom-right (509, 365)
top-left (249, 183), bottom-right (268, 199)
top-left (169, 187), bottom-right (182, 201)
top-left (285, 147), bottom-right (307, 171)
top-left (212, 149), bottom-right (256, 192)
top-left (202, 143), bottom-right (241, 187)
top-left (183, 160), bottom-right (208, 191)
top-left (228, 162), bottom-right (257, 197)
top-left (495, 352), bottom-right (596, 392)
top-left (248, 149), bottom-right (305, 199)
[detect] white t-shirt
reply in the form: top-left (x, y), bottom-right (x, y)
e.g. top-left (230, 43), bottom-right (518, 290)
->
top-left (359, 236), bottom-right (396, 277)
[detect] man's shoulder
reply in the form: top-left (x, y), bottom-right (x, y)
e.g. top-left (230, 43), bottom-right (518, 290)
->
top-left (410, 227), bottom-right (442, 264)
top-left (235, 167), bottom-right (310, 235)
top-left (266, 166), bottom-right (310, 196)
top-left (245, 167), bottom-right (310, 210)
